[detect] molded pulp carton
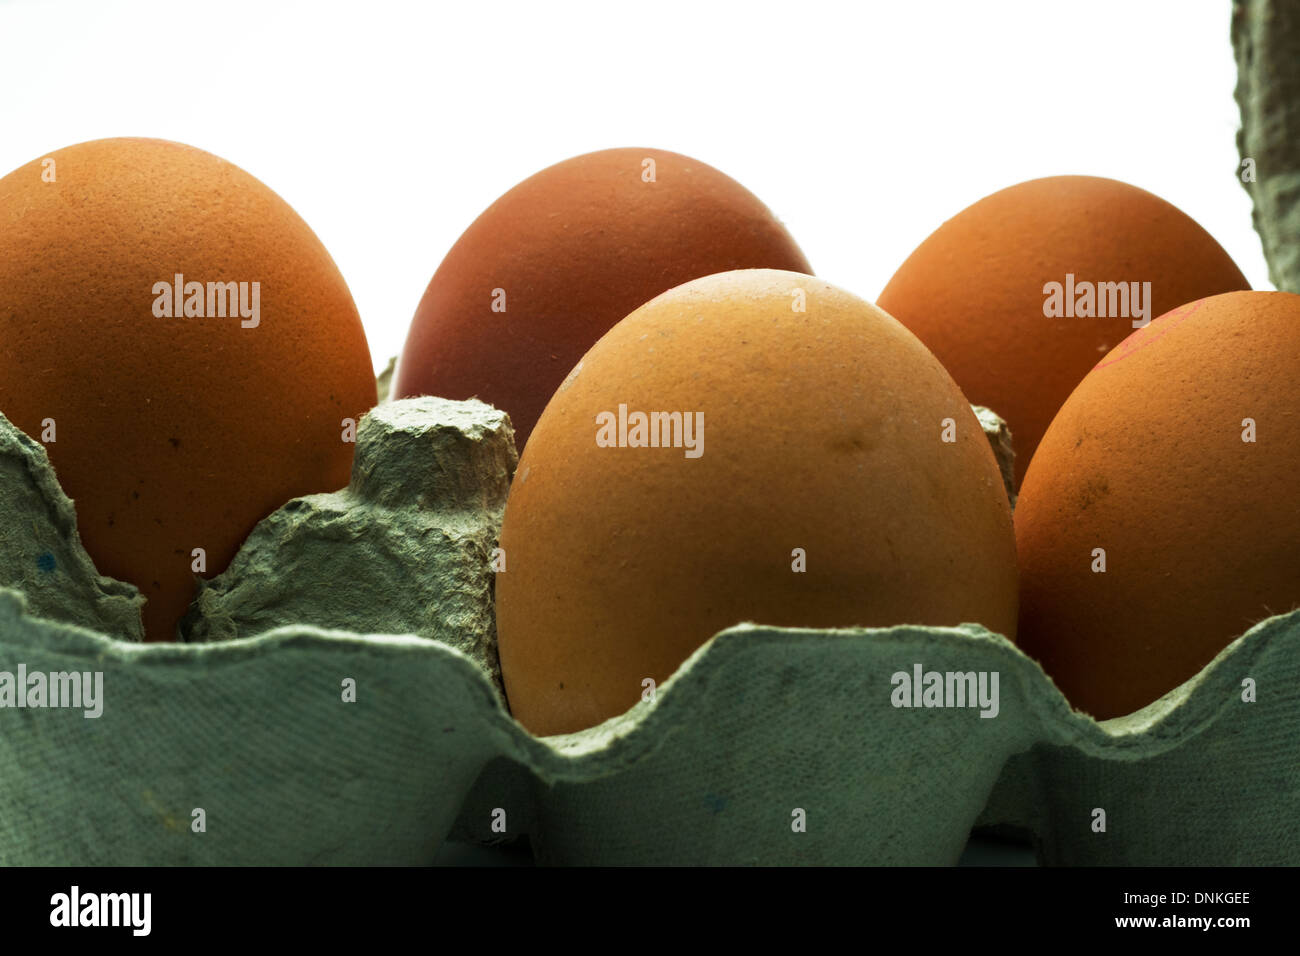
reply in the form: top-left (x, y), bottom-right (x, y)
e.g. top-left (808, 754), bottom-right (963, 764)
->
top-left (0, 388), bottom-right (1295, 865)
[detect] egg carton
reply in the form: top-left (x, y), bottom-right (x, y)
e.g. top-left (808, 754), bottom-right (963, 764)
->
top-left (0, 389), bottom-right (1295, 866)
top-left (1235, 0), bottom-right (1300, 292)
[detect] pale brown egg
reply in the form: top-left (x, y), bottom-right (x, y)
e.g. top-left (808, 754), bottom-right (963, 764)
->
top-left (496, 269), bottom-right (1018, 736)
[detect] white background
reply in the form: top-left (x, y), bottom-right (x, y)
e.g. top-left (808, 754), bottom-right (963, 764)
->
top-left (0, 0), bottom-right (1265, 374)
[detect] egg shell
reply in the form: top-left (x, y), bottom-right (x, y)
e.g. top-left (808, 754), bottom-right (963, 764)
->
top-left (496, 269), bottom-right (1018, 736)
top-left (1015, 290), bottom-right (1300, 719)
top-left (877, 176), bottom-right (1249, 486)
top-left (392, 147), bottom-right (811, 447)
top-left (0, 138), bottom-right (377, 641)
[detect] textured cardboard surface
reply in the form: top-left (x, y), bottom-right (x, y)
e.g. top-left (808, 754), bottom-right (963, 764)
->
top-left (1234, 0), bottom-right (1300, 291)
top-left (181, 397), bottom-right (516, 698)
top-left (0, 412), bottom-right (144, 642)
top-left (0, 398), bottom-right (1295, 865)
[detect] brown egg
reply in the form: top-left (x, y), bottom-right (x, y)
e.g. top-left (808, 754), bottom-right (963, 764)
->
top-left (1016, 291), bottom-right (1300, 719)
top-left (0, 138), bottom-right (376, 641)
top-left (496, 269), bottom-right (1018, 736)
top-left (392, 147), bottom-right (811, 447)
top-left (877, 176), bottom-right (1249, 486)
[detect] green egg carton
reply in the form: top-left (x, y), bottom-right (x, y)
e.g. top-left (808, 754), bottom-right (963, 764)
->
top-left (0, 387), bottom-right (1295, 866)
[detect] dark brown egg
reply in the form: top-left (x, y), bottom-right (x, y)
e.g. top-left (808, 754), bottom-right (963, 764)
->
top-left (392, 147), bottom-right (811, 447)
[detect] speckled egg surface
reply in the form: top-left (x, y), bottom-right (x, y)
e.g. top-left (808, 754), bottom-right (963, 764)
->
top-left (1015, 290), bottom-right (1300, 719)
top-left (496, 269), bottom-right (1018, 736)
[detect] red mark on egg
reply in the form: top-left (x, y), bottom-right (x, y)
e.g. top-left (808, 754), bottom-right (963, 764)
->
top-left (1093, 297), bottom-right (1206, 371)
